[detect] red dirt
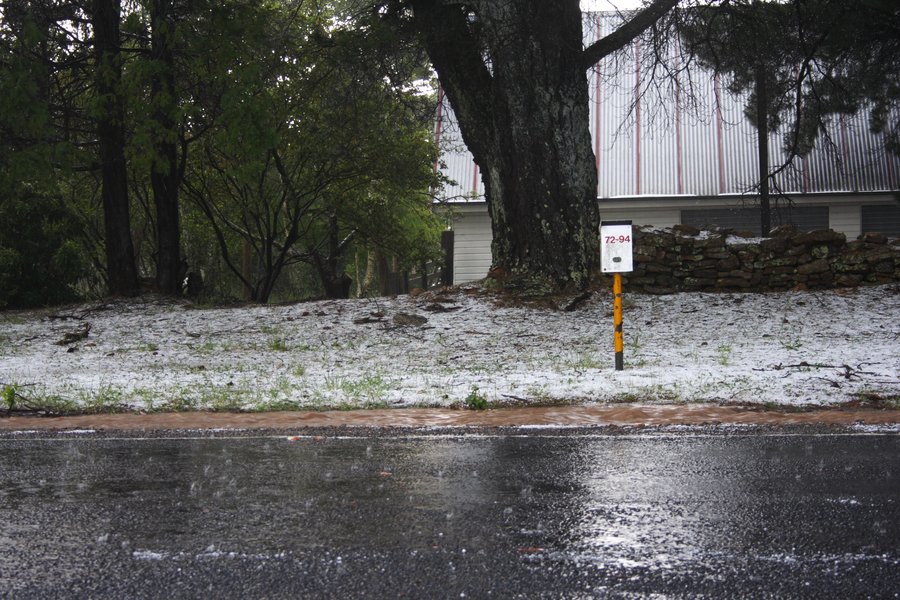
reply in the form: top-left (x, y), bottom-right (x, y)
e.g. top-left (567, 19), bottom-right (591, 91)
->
top-left (1, 405), bottom-right (897, 431)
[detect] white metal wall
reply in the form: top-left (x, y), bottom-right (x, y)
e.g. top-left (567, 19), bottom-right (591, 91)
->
top-left (829, 205), bottom-right (862, 239)
top-left (449, 208), bottom-right (493, 284)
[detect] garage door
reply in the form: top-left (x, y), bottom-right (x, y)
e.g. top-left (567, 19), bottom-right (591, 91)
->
top-left (861, 203), bottom-right (900, 237)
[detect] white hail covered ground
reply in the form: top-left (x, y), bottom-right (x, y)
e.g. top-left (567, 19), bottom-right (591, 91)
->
top-left (1, 284), bottom-right (898, 411)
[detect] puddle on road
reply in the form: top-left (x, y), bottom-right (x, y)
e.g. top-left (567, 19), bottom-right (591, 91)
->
top-left (0, 405), bottom-right (897, 431)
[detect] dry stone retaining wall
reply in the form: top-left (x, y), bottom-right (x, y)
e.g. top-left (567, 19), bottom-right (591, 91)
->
top-left (616, 224), bottom-right (900, 294)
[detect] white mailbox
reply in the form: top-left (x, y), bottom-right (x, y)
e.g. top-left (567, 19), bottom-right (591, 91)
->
top-left (600, 220), bottom-right (634, 273)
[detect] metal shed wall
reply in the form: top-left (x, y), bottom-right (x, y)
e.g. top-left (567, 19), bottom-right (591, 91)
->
top-left (447, 206), bottom-right (493, 284)
top-left (435, 12), bottom-right (900, 205)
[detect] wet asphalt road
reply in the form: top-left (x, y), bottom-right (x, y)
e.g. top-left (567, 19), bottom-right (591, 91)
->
top-left (0, 427), bottom-right (898, 598)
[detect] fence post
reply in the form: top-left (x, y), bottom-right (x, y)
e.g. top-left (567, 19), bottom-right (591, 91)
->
top-left (420, 260), bottom-right (429, 289)
top-left (400, 271), bottom-right (410, 295)
top-left (441, 230), bottom-right (454, 286)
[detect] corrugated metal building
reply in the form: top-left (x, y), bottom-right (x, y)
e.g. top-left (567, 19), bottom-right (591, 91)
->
top-left (436, 12), bottom-right (900, 284)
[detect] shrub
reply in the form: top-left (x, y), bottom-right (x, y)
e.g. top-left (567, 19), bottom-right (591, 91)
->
top-left (0, 190), bottom-right (88, 308)
top-left (465, 386), bottom-right (488, 410)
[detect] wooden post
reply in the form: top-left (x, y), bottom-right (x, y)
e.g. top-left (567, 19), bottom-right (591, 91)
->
top-left (601, 220), bottom-right (633, 371)
top-left (440, 230), bottom-right (454, 286)
top-left (614, 273), bottom-right (624, 371)
top-left (420, 260), bottom-right (429, 289)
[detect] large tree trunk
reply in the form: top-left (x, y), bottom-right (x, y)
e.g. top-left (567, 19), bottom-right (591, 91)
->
top-left (413, 0), bottom-right (598, 293)
top-left (409, 0), bottom-right (677, 294)
top-left (92, 0), bottom-right (139, 297)
top-left (150, 0), bottom-right (182, 295)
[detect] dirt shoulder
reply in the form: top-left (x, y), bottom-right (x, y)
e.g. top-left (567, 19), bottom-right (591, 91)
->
top-left (1, 405), bottom-right (899, 432)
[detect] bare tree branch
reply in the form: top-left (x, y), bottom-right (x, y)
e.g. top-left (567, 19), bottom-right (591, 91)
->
top-left (582, 0), bottom-right (679, 69)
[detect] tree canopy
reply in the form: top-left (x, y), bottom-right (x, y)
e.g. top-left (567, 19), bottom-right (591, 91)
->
top-left (680, 0), bottom-right (900, 233)
top-left (0, 0), bottom-right (442, 306)
top-left (682, 0), bottom-right (899, 155)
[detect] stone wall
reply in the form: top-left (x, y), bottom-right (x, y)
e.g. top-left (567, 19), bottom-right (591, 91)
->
top-left (617, 224), bottom-right (900, 294)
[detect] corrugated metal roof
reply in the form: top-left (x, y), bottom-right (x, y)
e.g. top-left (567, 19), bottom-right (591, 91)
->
top-left (435, 12), bottom-right (900, 203)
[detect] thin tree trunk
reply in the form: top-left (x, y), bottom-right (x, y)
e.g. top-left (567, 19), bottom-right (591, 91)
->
top-left (376, 249), bottom-right (390, 296)
top-left (354, 251), bottom-right (363, 297)
top-left (755, 61), bottom-right (771, 236)
top-left (241, 239), bottom-right (254, 301)
top-left (318, 215), bottom-right (352, 299)
top-left (359, 250), bottom-right (377, 297)
top-left (150, 0), bottom-right (182, 295)
top-left (92, 0), bottom-right (139, 297)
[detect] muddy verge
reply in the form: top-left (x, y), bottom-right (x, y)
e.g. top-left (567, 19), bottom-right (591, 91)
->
top-left (1, 404), bottom-right (898, 432)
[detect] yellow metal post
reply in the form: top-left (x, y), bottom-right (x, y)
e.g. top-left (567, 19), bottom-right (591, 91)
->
top-left (613, 273), bottom-right (624, 371)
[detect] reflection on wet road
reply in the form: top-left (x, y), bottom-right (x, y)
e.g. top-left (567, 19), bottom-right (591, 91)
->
top-left (1, 430), bottom-right (897, 597)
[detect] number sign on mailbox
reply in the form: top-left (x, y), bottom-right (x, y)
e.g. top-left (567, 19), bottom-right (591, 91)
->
top-left (600, 220), bottom-right (634, 273)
